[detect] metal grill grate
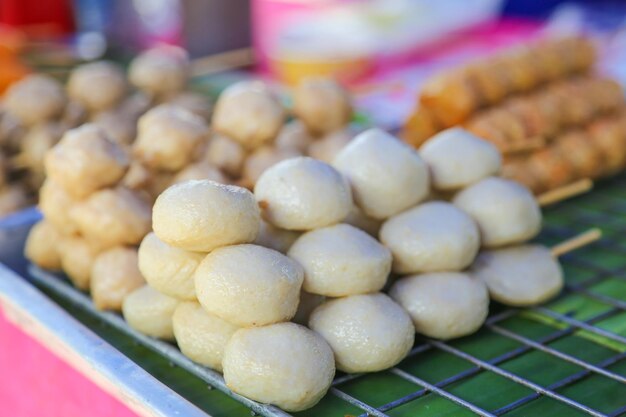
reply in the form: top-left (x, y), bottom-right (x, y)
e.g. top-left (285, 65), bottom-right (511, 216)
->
top-left (28, 174), bottom-right (626, 417)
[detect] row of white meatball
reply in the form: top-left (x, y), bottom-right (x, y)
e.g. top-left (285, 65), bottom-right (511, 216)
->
top-left (419, 128), bottom-right (563, 307)
top-left (119, 126), bottom-right (564, 412)
top-left (123, 179), bottom-right (327, 411)
top-left (255, 127), bottom-right (562, 310)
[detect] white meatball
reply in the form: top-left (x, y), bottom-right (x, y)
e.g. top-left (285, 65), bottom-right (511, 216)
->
top-left (129, 46), bottom-right (189, 97)
top-left (293, 78), bottom-right (352, 135)
top-left (223, 322), bottom-right (335, 412)
top-left (212, 82), bottom-right (285, 150)
top-left (292, 291), bottom-right (325, 325)
top-left (194, 244), bottom-right (303, 327)
top-left (70, 187), bottom-right (152, 249)
top-left (380, 201), bottom-right (480, 274)
top-left (45, 124), bottom-right (130, 198)
top-left (204, 133), bottom-right (246, 178)
top-left (419, 127), bottom-right (501, 190)
top-left (91, 247), bottom-right (145, 311)
top-left (307, 129), bottom-right (353, 163)
top-left (334, 129), bottom-right (429, 219)
top-left (471, 245), bottom-right (563, 306)
top-left (342, 205), bottom-right (382, 237)
top-left (173, 161), bottom-right (227, 184)
top-left (172, 301), bottom-right (239, 371)
top-left (275, 120), bottom-right (314, 153)
top-left (389, 272), bottom-right (489, 340)
top-left (255, 157), bottom-right (352, 231)
top-left (453, 177), bottom-right (541, 247)
top-left (3, 74), bottom-right (66, 125)
top-left (254, 220), bottom-right (300, 253)
top-left (309, 293), bottom-right (414, 373)
top-left (288, 224), bottom-right (391, 296)
top-left (138, 232), bottom-right (205, 301)
top-left (134, 104), bottom-right (208, 172)
top-left (242, 146), bottom-right (301, 187)
top-left (67, 61), bottom-right (127, 112)
top-left (122, 285), bottom-right (179, 340)
top-left (153, 180), bottom-right (260, 252)
top-left (25, 220), bottom-right (62, 270)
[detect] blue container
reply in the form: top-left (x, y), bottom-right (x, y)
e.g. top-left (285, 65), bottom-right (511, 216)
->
top-left (0, 207), bottom-right (41, 275)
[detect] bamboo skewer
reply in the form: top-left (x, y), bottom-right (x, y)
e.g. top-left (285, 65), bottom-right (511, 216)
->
top-left (190, 47), bottom-right (254, 78)
top-left (551, 228), bottom-right (602, 258)
top-left (537, 178), bottom-right (594, 207)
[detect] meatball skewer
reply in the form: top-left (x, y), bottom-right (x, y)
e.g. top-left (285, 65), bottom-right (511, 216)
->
top-left (453, 176), bottom-right (593, 248)
top-left (472, 228), bottom-right (601, 306)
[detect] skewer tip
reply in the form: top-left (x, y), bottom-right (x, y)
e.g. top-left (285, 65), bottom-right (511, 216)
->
top-left (538, 178), bottom-right (593, 207)
top-left (551, 228), bottom-right (602, 258)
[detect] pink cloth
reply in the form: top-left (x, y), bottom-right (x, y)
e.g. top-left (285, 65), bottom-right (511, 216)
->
top-left (0, 309), bottom-right (137, 417)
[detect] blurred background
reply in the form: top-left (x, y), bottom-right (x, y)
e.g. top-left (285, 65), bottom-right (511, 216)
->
top-left (3, 0), bottom-right (626, 129)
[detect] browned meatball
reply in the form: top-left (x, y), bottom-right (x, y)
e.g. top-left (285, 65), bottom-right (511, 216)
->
top-left (129, 46), bottom-right (190, 98)
top-left (25, 220), bottom-right (62, 270)
top-left (44, 124), bottom-right (130, 198)
top-left (293, 78), bottom-right (352, 135)
top-left (70, 187), bottom-right (152, 249)
top-left (203, 133), bottom-right (246, 178)
top-left (67, 61), bottom-right (127, 113)
top-left (15, 123), bottom-right (63, 183)
top-left (212, 81), bottom-right (285, 150)
top-left (58, 235), bottom-right (102, 290)
top-left (3, 74), bottom-right (66, 126)
top-left (38, 179), bottom-right (79, 235)
top-left (134, 104), bottom-right (208, 171)
top-left (91, 247), bottom-right (145, 311)
top-left (92, 110), bottom-right (138, 146)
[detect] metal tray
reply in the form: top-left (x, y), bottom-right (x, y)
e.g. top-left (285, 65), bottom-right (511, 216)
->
top-left (0, 207), bottom-right (40, 275)
top-left (26, 175), bottom-right (626, 417)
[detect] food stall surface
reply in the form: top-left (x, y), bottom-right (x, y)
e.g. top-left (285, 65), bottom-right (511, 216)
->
top-left (0, 174), bottom-right (624, 417)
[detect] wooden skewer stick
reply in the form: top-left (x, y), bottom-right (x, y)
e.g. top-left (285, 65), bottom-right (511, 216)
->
top-left (551, 228), bottom-right (602, 258)
top-left (190, 47), bottom-right (254, 78)
top-left (537, 178), bottom-right (593, 207)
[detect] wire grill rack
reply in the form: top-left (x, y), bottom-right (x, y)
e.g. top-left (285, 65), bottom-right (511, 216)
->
top-left (28, 174), bottom-right (626, 417)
